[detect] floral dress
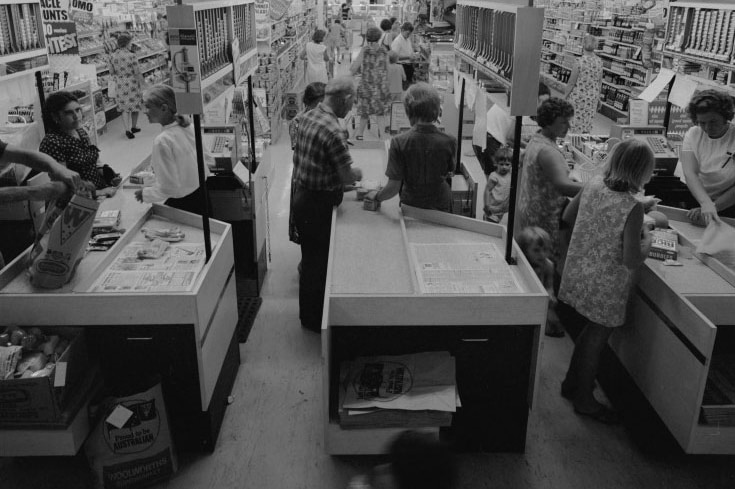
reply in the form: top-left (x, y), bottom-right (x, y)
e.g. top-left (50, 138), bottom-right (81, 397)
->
top-left (40, 129), bottom-right (103, 188)
top-left (517, 133), bottom-right (568, 261)
top-left (567, 53), bottom-right (603, 134)
top-left (109, 49), bottom-right (143, 113)
top-left (355, 43), bottom-right (390, 117)
top-left (559, 176), bottom-right (639, 327)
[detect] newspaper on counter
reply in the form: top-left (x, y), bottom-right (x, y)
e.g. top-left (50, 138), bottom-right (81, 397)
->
top-left (88, 242), bottom-right (206, 293)
top-left (411, 242), bottom-right (523, 294)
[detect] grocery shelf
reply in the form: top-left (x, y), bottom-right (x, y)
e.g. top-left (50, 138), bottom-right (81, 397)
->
top-left (599, 100), bottom-right (627, 114)
top-left (0, 48), bottom-right (48, 64)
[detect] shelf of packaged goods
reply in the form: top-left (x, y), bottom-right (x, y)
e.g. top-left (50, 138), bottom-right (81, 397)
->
top-left (80, 46), bottom-right (105, 57)
top-left (0, 48), bottom-right (48, 64)
top-left (96, 66), bottom-right (109, 74)
top-left (599, 100), bottom-right (627, 114)
top-left (563, 49), bottom-right (582, 56)
top-left (201, 64), bottom-right (233, 90)
top-left (455, 50), bottom-right (511, 89)
top-left (276, 34), bottom-right (306, 60)
top-left (540, 72), bottom-right (567, 91)
top-left (662, 50), bottom-right (735, 71)
top-left (0, 64), bottom-right (50, 82)
top-left (543, 37), bottom-right (565, 44)
top-left (137, 50), bottom-right (166, 61)
top-left (602, 80), bottom-right (632, 94)
top-left (604, 38), bottom-right (640, 49)
top-left (599, 25), bottom-right (644, 32)
top-left (595, 50), bottom-right (643, 66)
top-left (77, 31), bottom-right (100, 39)
top-left (141, 62), bottom-right (168, 74)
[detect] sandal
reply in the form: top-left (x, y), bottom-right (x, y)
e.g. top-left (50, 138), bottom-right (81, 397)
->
top-left (574, 405), bottom-right (620, 425)
top-left (125, 130), bottom-right (135, 139)
top-left (355, 135), bottom-right (363, 141)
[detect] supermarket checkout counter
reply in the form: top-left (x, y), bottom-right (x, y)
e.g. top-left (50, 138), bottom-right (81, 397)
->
top-left (322, 141), bottom-right (548, 454)
top-left (0, 183), bottom-right (240, 456)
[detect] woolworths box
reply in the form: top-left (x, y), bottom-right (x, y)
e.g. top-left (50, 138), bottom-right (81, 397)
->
top-left (0, 327), bottom-right (89, 426)
top-left (648, 228), bottom-right (678, 261)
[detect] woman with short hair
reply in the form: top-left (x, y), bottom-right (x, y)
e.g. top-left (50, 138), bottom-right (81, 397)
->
top-left (301, 29), bottom-right (330, 84)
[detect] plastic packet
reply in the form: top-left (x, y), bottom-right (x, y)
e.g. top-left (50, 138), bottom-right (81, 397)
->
top-left (0, 345), bottom-right (23, 380)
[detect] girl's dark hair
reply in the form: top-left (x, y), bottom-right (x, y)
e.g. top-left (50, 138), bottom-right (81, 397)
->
top-left (312, 29), bottom-right (326, 43)
top-left (403, 82), bottom-right (441, 124)
top-left (302, 82), bottom-right (326, 109)
top-left (390, 431), bottom-right (456, 489)
top-left (687, 89), bottom-right (735, 124)
top-left (380, 18), bottom-right (392, 31)
top-left (536, 97), bottom-right (574, 128)
top-left (43, 91), bottom-right (79, 133)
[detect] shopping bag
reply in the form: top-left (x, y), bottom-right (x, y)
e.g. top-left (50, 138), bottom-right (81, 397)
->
top-left (696, 220), bottom-right (735, 268)
top-left (28, 192), bottom-right (99, 289)
top-left (107, 80), bottom-right (117, 99)
top-left (85, 381), bottom-right (178, 489)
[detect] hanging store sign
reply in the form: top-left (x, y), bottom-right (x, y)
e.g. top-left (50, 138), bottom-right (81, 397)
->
top-left (40, 0), bottom-right (79, 55)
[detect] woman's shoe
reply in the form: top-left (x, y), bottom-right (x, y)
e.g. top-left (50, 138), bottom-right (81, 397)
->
top-left (355, 135), bottom-right (363, 141)
top-left (125, 131), bottom-right (135, 139)
top-left (131, 127), bottom-right (141, 133)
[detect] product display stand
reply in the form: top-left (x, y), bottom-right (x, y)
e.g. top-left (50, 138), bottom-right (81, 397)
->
top-left (322, 142), bottom-right (548, 455)
top-left (454, 0), bottom-right (543, 259)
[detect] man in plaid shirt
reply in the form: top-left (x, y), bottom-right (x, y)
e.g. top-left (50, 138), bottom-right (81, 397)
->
top-left (292, 76), bottom-right (363, 332)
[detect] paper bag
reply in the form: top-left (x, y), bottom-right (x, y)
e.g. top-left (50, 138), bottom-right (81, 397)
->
top-left (107, 80), bottom-right (117, 99)
top-left (86, 382), bottom-right (178, 489)
top-left (28, 193), bottom-right (99, 289)
top-left (696, 221), bottom-right (735, 268)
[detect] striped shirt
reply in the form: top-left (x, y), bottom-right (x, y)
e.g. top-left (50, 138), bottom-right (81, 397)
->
top-left (293, 103), bottom-right (353, 191)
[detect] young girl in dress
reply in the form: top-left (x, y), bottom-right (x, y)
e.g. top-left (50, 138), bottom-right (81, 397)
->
top-left (134, 85), bottom-right (211, 216)
top-left (558, 138), bottom-right (654, 424)
top-left (517, 226), bottom-right (564, 338)
top-left (482, 146), bottom-right (512, 223)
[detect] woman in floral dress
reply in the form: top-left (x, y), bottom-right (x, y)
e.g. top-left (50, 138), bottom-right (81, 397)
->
top-left (109, 32), bottom-right (144, 139)
top-left (564, 34), bottom-right (603, 134)
top-left (517, 98), bottom-right (582, 269)
top-left (350, 26), bottom-right (390, 139)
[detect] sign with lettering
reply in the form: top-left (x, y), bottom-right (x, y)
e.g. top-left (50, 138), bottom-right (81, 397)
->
top-left (40, 0), bottom-right (79, 55)
top-left (69, 0), bottom-right (94, 24)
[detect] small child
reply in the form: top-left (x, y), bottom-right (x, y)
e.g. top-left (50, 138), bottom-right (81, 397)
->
top-left (347, 430), bottom-right (456, 489)
top-left (559, 138), bottom-right (655, 423)
top-left (483, 146), bottom-right (512, 223)
top-left (517, 226), bottom-right (564, 338)
top-left (387, 51), bottom-right (406, 103)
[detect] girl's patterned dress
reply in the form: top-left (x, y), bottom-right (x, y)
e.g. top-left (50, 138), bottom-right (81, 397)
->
top-left (559, 176), bottom-right (639, 327)
top-left (355, 43), bottom-right (390, 117)
top-left (567, 53), bottom-right (603, 134)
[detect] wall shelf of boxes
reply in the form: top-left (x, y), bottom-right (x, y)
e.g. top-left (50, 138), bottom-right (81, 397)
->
top-left (0, 0), bottom-right (48, 81)
top-left (253, 0), bottom-right (317, 141)
top-left (661, 2), bottom-right (735, 97)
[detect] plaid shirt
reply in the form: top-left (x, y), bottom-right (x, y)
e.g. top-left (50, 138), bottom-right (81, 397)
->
top-left (293, 103), bottom-right (353, 191)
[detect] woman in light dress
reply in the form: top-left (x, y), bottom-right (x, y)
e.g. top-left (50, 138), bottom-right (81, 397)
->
top-left (301, 29), bottom-right (330, 84)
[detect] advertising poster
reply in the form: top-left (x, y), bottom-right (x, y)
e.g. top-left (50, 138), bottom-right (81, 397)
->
top-left (168, 28), bottom-right (203, 114)
top-left (40, 0), bottom-right (80, 55)
top-left (68, 0), bottom-right (95, 24)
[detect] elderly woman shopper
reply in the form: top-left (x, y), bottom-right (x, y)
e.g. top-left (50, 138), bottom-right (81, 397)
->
top-left (518, 97), bottom-right (582, 268)
top-left (350, 26), bottom-right (390, 140)
top-left (301, 29), bottom-right (330, 85)
top-left (109, 32), bottom-right (144, 139)
top-left (677, 89), bottom-right (735, 224)
top-left (564, 34), bottom-right (603, 134)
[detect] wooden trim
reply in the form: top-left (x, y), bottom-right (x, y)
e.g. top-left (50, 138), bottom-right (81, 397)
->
top-left (399, 211), bottom-right (420, 293)
top-left (401, 205), bottom-right (504, 238)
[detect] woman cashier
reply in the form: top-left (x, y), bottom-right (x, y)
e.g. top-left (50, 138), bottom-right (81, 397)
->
top-left (679, 90), bottom-right (735, 224)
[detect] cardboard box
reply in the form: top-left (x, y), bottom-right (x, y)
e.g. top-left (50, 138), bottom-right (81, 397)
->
top-left (648, 228), bottom-right (678, 261)
top-left (0, 327), bottom-right (89, 426)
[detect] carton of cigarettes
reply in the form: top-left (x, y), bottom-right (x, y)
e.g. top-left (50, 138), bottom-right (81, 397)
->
top-left (648, 228), bottom-right (678, 261)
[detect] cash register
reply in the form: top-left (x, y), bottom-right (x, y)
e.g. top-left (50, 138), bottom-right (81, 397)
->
top-left (609, 124), bottom-right (679, 176)
top-left (202, 124), bottom-right (240, 174)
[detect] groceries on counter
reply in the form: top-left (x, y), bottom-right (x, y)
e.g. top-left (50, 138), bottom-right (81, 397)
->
top-left (142, 226), bottom-right (185, 242)
top-left (0, 326), bottom-right (72, 380)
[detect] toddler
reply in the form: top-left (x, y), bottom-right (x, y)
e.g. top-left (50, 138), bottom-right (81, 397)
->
top-left (559, 138), bottom-right (654, 424)
top-left (387, 51), bottom-right (406, 103)
top-left (517, 226), bottom-right (564, 337)
top-left (483, 146), bottom-right (512, 223)
top-left (347, 430), bottom-right (456, 489)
